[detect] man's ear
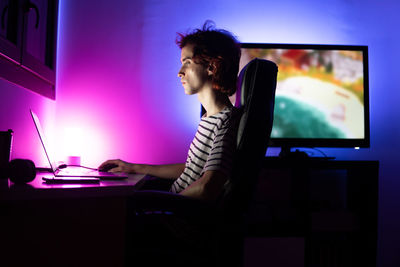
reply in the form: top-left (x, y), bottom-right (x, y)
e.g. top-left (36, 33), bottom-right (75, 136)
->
top-left (207, 62), bottom-right (216, 76)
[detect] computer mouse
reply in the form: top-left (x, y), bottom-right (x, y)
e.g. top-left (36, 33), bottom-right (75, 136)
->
top-left (99, 163), bottom-right (118, 172)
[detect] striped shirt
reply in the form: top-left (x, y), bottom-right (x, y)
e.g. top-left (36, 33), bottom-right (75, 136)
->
top-left (171, 106), bottom-right (241, 193)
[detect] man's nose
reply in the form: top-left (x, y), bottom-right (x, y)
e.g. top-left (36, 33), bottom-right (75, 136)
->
top-left (178, 67), bottom-right (184, 78)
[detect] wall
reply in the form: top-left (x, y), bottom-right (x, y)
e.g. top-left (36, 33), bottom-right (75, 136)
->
top-left (0, 79), bottom-right (55, 167)
top-left (1, 0), bottom-right (398, 266)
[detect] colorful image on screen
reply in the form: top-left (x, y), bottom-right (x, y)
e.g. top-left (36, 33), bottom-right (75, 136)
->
top-left (239, 45), bottom-right (366, 140)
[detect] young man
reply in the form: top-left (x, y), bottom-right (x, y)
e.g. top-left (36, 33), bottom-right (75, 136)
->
top-left (99, 22), bottom-right (241, 202)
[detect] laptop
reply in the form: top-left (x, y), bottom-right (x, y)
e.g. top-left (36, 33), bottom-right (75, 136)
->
top-left (30, 109), bottom-right (128, 181)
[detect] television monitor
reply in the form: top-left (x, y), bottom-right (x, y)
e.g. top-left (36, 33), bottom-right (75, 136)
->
top-left (238, 43), bottom-right (370, 152)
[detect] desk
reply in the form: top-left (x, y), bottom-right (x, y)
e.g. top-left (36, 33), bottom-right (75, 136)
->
top-left (0, 172), bottom-right (145, 267)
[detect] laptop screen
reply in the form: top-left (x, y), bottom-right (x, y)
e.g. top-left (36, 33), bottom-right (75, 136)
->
top-left (30, 109), bottom-right (57, 172)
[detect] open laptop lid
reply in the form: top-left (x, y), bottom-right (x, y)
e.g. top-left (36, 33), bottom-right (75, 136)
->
top-left (30, 109), bottom-right (58, 173)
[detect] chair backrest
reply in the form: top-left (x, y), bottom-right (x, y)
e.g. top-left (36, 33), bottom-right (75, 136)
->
top-left (220, 58), bottom-right (277, 216)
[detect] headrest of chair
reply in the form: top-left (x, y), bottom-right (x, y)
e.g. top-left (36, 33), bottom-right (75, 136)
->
top-left (235, 58), bottom-right (278, 150)
top-left (235, 58), bottom-right (277, 106)
top-left (235, 58), bottom-right (258, 108)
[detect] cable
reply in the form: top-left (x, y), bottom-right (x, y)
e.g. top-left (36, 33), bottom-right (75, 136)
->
top-left (56, 164), bottom-right (98, 171)
top-left (312, 148), bottom-right (329, 158)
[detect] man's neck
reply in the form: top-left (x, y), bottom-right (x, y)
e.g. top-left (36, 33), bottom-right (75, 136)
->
top-left (199, 90), bottom-right (233, 117)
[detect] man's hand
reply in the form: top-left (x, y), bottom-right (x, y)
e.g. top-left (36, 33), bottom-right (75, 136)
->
top-left (98, 160), bottom-right (185, 178)
top-left (98, 159), bottom-right (134, 173)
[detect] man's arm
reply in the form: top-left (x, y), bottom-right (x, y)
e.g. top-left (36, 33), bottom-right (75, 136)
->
top-left (98, 159), bottom-right (184, 179)
top-left (179, 170), bottom-right (228, 202)
top-left (137, 163), bottom-right (185, 179)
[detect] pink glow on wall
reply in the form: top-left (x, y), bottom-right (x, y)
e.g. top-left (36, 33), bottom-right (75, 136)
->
top-left (54, 0), bottom-right (193, 168)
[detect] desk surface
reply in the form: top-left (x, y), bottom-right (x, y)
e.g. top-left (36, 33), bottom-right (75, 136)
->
top-left (0, 171), bottom-right (146, 201)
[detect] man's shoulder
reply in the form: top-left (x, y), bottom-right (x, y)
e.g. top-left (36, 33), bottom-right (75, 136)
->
top-left (200, 106), bottom-right (241, 131)
top-left (213, 106), bottom-right (239, 119)
top-left (221, 106), bottom-right (241, 123)
top-left (213, 107), bottom-right (241, 132)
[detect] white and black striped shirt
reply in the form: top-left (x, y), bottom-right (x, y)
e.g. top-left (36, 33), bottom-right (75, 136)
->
top-left (171, 106), bottom-right (241, 193)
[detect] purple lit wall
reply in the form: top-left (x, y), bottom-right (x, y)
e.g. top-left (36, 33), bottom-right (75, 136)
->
top-left (1, 0), bottom-right (399, 266)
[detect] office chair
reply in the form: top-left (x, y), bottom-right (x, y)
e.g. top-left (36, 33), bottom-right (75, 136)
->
top-left (125, 58), bottom-right (277, 267)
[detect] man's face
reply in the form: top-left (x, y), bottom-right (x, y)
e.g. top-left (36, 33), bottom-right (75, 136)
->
top-left (178, 44), bottom-right (211, 95)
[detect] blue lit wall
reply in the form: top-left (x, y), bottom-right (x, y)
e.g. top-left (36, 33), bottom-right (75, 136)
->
top-left (0, 0), bottom-right (393, 266)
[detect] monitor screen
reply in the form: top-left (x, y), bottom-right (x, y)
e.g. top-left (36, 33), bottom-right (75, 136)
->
top-left (238, 43), bottom-right (370, 149)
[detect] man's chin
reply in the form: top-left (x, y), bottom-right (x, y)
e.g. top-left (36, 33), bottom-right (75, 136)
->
top-left (184, 89), bottom-right (196, 95)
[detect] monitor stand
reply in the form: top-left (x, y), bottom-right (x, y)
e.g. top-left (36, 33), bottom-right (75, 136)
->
top-left (279, 147), bottom-right (309, 159)
top-left (278, 147), bottom-right (335, 160)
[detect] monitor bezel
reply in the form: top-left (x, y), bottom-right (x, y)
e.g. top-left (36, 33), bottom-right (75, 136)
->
top-left (240, 43), bottom-right (370, 149)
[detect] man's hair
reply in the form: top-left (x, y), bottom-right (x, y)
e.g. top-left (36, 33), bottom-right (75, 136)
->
top-left (176, 21), bottom-right (241, 96)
